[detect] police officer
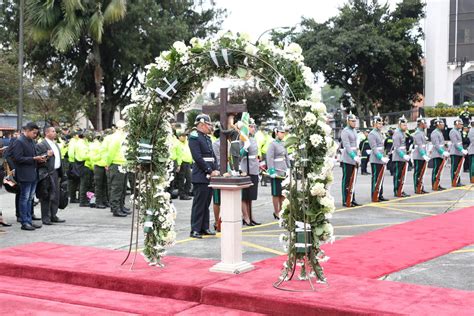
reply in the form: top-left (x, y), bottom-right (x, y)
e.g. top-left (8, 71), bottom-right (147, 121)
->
top-left (468, 120), bottom-right (474, 183)
top-left (359, 129), bottom-right (370, 175)
top-left (412, 117), bottom-right (430, 194)
top-left (90, 132), bottom-right (108, 208)
top-left (459, 104), bottom-right (471, 127)
top-left (430, 118), bottom-right (449, 191)
top-left (368, 116), bottom-right (389, 202)
top-left (384, 129), bottom-right (394, 175)
top-left (175, 130), bottom-right (193, 200)
top-left (392, 116), bottom-right (411, 197)
top-left (340, 113), bottom-right (361, 207)
top-left (189, 114), bottom-right (219, 239)
top-left (449, 119), bottom-right (468, 187)
top-left (267, 125), bottom-right (290, 218)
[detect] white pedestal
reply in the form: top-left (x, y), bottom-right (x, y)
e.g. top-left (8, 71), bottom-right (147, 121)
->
top-left (209, 178), bottom-right (255, 274)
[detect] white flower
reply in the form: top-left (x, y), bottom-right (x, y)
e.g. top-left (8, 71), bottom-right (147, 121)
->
top-left (320, 194), bottom-right (335, 212)
top-left (311, 102), bottom-right (327, 114)
top-left (281, 198), bottom-right (290, 211)
top-left (285, 42), bottom-right (302, 55)
top-left (279, 233), bottom-right (288, 243)
top-left (303, 112), bottom-right (317, 126)
top-left (239, 32), bottom-right (253, 42)
top-left (190, 37), bottom-right (202, 48)
top-left (244, 43), bottom-right (258, 56)
top-left (173, 41), bottom-right (188, 54)
top-left (301, 66), bottom-right (315, 87)
top-left (310, 134), bottom-right (323, 147)
top-left (325, 213), bottom-right (333, 219)
top-left (317, 120), bottom-right (332, 136)
top-left (310, 182), bottom-right (326, 197)
top-left (295, 100), bottom-right (311, 108)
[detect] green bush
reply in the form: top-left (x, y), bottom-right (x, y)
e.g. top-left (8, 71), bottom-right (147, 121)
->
top-left (425, 106), bottom-right (474, 118)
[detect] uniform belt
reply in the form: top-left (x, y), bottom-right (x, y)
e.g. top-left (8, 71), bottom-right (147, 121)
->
top-left (231, 140), bottom-right (240, 143)
top-left (377, 147), bottom-right (384, 150)
top-left (351, 147), bottom-right (357, 150)
top-left (274, 157), bottom-right (285, 162)
top-left (203, 157), bottom-right (215, 162)
top-left (399, 146), bottom-right (406, 149)
top-left (245, 155), bottom-right (257, 159)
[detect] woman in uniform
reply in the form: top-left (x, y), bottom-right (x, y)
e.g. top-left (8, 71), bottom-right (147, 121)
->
top-left (266, 126), bottom-right (289, 219)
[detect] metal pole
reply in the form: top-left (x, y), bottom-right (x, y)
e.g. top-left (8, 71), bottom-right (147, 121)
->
top-left (17, 0), bottom-right (24, 130)
top-left (460, 58), bottom-right (464, 105)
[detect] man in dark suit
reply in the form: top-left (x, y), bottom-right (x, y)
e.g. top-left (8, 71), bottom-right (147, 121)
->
top-left (11, 122), bottom-right (47, 231)
top-left (36, 126), bottom-right (66, 225)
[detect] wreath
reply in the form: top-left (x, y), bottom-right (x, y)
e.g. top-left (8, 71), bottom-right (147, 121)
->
top-left (123, 31), bottom-right (336, 282)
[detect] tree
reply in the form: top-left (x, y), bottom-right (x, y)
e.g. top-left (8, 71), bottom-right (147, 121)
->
top-left (0, 52), bottom-right (19, 113)
top-left (229, 84), bottom-right (279, 125)
top-left (321, 84), bottom-right (344, 112)
top-left (0, 0), bottom-right (225, 129)
top-left (26, 0), bottom-right (128, 131)
top-left (296, 0), bottom-right (424, 125)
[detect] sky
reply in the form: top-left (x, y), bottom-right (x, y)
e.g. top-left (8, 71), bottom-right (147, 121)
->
top-left (214, 0), bottom-right (404, 41)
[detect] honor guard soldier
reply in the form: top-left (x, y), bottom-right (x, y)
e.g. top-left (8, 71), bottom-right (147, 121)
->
top-left (267, 126), bottom-right (290, 219)
top-left (468, 120), bottom-right (474, 183)
top-left (368, 115), bottom-right (389, 202)
top-left (392, 116), bottom-right (411, 197)
top-left (189, 114), bottom-right (220, 239)
top-left (412, 116), bottom-right (430, 194)
top-left (449, 119), bottom-right (468, 187)
top-left (340, 113), bottom-right (361, 207)
top-left (430, 118), bottom-right (449, 191)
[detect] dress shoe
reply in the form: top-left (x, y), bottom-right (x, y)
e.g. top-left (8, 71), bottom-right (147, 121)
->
top-left (456, 183), bottom-right (464, 187)
top-left (201, 229), bottom-right (216, 235)
top-left (351, 201), bottom-right (361, 207)
top-left (51, 217), bottom-right (66, 223)
top-left (242, 219), bottom-right (255, 226)
top-left (21, 224), bottom-right (35, 231)
top-left (31, 223), bottom-right (42, 229)
top-left (401, 192), bottom-right (411, 197)
top-left (420, 190), bottom-right (429, 194)
top-left (96, 204), bottom-right (107, 209)
top-left (379, 196), bottom-right (389, 202)
top-left (438, 186), bottom-right (446, 191)
top-left (113, 211), bottom-right (127, 217)
top-left (32, 215), bottom-right (42, 221)
top-left (273, 213), bottom-right (280, 220)
top-left (190, 231), bottom-right (202, 239)
top-left (0, 221), bottom-right (12, 227)
top-left (121, 207), bottom-right (132, 215)
top-left (251, 220), bottom-right (262, 226)
top-left (42, 220), bottom-right (53, 225)
top-left (179, 195), bottom-right (192, 200)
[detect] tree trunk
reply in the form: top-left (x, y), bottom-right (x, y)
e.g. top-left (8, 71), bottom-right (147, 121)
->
top-left (93, 43), bottom-right (103, 131)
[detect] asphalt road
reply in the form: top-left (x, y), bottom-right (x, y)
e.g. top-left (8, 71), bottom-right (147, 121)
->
top-left (0, 165), bottom-right (472, 291)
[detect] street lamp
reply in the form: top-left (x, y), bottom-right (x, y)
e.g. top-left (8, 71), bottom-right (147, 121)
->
top-left (449, 57), bottom-right (472, 105)
top-left (255, 26), bottom-right (292, 45)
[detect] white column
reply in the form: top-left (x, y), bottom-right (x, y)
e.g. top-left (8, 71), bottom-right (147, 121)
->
top-left (209, 182), bottom-right (254, 274)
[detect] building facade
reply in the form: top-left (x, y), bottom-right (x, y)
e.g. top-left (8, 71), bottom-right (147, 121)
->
top-left (425, 0), bottom-right (474, 107)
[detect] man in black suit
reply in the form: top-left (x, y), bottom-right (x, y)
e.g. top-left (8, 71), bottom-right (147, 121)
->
top-left (11, 122), bottom-right (47, 231)
top-left (36, 126), bottom-right (66, 225)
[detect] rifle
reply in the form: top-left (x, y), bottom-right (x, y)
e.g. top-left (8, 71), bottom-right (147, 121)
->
top-left (433, 158), bottom-right (446, 191)
top-left (397, 161), bottom-right (409, 197)
top-left (415, 160), bottom-right (428, 194)
top-left (452, 156), bottom-right (465, 187)
top-left (346, 164), bottom-right (358, 207)
top-left (372, 164), bottom-right (386, 202)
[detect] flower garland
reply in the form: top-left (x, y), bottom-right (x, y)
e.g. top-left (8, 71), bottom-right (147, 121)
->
top-left (124, 31), bottom-right (335, 276)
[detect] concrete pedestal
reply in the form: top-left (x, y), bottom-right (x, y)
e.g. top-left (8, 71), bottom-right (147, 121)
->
top-left (209, 177), bottom-right (255, 274)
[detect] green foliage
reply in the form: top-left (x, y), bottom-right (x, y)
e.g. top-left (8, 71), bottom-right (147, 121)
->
top-left (296, 0), bottom-right (425, 123)
top-left (185, 110), bottom-right (200, 128)
top-left (425, 106), bottom-right (474, 118)
top-left (229, 84), bottom-right (279, 125)
top-left (321, 84), bottom-right (344, 112)
top-left (0, 52), bottom-right (19, 113)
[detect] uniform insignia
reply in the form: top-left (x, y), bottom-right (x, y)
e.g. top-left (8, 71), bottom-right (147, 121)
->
top-left (190, 131), bottom-right (198, 139)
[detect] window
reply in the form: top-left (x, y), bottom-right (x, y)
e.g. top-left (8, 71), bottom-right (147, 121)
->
top-left (453, 71), bottom-right (474, 105)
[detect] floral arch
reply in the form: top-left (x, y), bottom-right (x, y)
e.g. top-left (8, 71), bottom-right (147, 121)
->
top-left (123, 32), bottom-right (337, 282)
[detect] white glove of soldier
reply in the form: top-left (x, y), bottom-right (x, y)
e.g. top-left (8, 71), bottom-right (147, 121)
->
top-left (403, 155), bottom-right (411, 162)
top-left (442, 151), bottom-right (450, 158)
top-left (422, 155), bottom-right (430, 162)
top-left (381, 157), bottom-right (390, 164)
top-left (354, 156), bottom-right (361, 164)
top-left (270, 173), bottom-right (277, 178)
top-left (462, 149), bottom-right (468, 155)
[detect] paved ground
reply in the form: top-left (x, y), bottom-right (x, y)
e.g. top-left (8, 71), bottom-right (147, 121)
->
top-left (0, 165), bottom-right (472, 291)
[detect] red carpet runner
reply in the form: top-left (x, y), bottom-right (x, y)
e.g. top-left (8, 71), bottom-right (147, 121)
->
top-left (0, 206), bottom-right (472, 315)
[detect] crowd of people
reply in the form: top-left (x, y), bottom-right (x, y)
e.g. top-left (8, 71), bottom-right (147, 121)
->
top-left (340, 113), bottom-right (474, 207)
top-left (0, 120), bottom-right (130, 232)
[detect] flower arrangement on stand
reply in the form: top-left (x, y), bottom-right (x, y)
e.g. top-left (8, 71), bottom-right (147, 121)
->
top-left (124, 31), bottom-right (335, 272)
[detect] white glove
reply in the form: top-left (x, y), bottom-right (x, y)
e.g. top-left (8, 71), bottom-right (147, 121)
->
top-left (422, 155), bottom-right (430, 162)
top-left (354, 156), bottom-right (361, 164)
top-left (462, 149), bottom-right (468, 155)
top-left (381, 157), bottom-right (389, 164)
top-left (442, 151), bottom-right (450, 158)
top-left (270, 173), bottom-right (276, 178)
top-left (366, 149), bottom-right (372, 155)
top-left (403, 155), bottom-right (411, 162)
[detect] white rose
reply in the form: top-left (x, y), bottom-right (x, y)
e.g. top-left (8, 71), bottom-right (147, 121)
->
top-left (239, 32), bottom-right (252, 42)
top-left (318, 120), bottom-right (332, 136)
top-left (173, 41), bottom-right (188, 54)
top-left (310, 134), bottom-right (323, 147)
top-left (190, 37), bottom-right (202, 48)
top-left (285, 42), bottom-right (303, 55)
top-left (310, 182), bottom-right (326, 197)
top-left (303, 112), bottom-right (317, 126)
top-left (320, 194), bottom-right (335, 212)
top-left (296, 100), bottom-right (311, 108)
top-left (311, 102), bottom-right (327, 114)
top-left (244, 44), bottom-right (258, 56)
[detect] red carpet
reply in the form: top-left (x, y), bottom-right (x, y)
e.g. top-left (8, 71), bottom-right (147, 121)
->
top-left (257, 206), bottom-right (474, 278)
top-left (0, 206), bottom-right (472, 315)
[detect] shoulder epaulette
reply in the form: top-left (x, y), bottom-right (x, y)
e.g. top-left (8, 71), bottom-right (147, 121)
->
top-left (189, 131), bottom-right (198, 139)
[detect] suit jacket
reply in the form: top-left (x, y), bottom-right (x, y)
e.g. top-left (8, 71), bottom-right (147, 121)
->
top-left (11, 135), bottom-right (38, 182)
top-left (36, 139), bottom-right (63, 182)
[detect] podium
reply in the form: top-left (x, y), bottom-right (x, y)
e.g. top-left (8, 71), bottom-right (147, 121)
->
top-left (209, 176), bottom-right (255, 274)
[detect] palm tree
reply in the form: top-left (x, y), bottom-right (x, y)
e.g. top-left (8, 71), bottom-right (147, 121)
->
top-left (25, 0), bottom-right (127, 130)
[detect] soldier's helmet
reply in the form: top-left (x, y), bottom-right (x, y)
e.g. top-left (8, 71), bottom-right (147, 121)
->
top-left (372, 115), bottom-right (383, 125)
top-left (194, 114), bottom-right (211, 125)
top-left (398, 115), bottom-right (408, 124)
top-left (416, 115), bottom-right (426, 125)
top-left (434, 117), bottom-right (444, 125)
top-left (347, 112), bottom-right (357, 122)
